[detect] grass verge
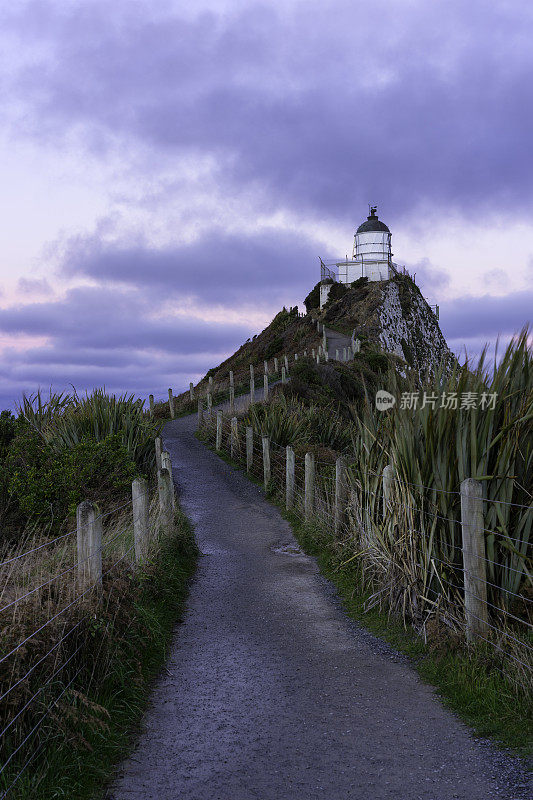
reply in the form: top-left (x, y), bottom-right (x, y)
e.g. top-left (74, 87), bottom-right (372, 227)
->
top-left (2, 509), bottom-right (198, 800)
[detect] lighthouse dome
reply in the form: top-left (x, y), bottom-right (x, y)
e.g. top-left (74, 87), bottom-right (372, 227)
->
top-left (356, 207), bottom-right (390, 234)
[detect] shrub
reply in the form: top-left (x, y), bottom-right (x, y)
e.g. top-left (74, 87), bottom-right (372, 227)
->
top-left (5, 427), bottom-right (137, 529)
top-left (349, 276), bottom-right (369, 291)
top-left (264, 336), bottom-right (284, 359)
top-left (304, 281), bottom-right (321, 311)
top-left (0, 410), bottom-right (17, 457)
top-left (364, 352), bottom-right (390, 373)
top-left (6, 425), bottom-right (71, 524)
top-left (323, 282), bottom-right (348, 307)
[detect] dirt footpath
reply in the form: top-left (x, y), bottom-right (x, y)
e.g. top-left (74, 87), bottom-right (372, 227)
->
top-left (109, 413), bottom-right (530, 800)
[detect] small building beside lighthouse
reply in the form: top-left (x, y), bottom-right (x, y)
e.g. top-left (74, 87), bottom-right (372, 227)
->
top-left (319, 207), bottom-right (397, 308)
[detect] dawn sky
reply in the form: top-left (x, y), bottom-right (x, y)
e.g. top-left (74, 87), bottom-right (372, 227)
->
top-left (0, 0), bottom-right (532, 409)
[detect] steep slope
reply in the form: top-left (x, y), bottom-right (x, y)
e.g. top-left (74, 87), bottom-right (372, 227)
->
top-left (170, 275), bottom-right (454, 417)
top-left (320, 274), bottom-right (455, 378)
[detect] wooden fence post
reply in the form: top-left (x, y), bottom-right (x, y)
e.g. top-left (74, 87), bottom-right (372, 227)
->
top-left (161, 449), bottom-right (172, 475)
top-left (284, 355), bottom-right (289, 371)
top-left (189, 382), bottom-right (194, 401)
top-left (161, 451), bottom-right (175, 509)
top-left (264, 373), bottom-right (269, 401)
top-left (382, 463), bottom-right (394, 518)
top-left (168, 388), bottom-right (175, 419)
top-left (325, 350), bottom-right (329, 362)
top-left (335, 456), bottom-right (347, 534)
top-left (197, 399), bottom-right (204, 428)
top-left (76, 501), bottom-right (88, 586)
top-left (286, 446), bottom-right (295, 510)
top-left (155, 437), bottom-right (162, 472)
top-left (294, 353), bottom-right (298, 361)
top-left (460, 478), bottom-right (489, 642)
top-left (312, 348), bottom-right (315, 359)
top-left (158, 468), bottom-right (173, 532)
top-left (208, 376), bottom-right (213, 395)
top-left (230, 416), bottom-right (238, 459)
top-left (216, 411), bottom-right (223, 451)
top-left (274, 357), bottom-right (279, 374)
top-left (335, 349), bottom-right (339, 361)
top-left (89, 506), bottom-right (103, 586)
top-left (264, 360), bottom-right (269, 375)
top-left (246, 426), bottom-right (253, 473)
top-left (304, 453), bottom-right (315, 521)
top-left (262, 436), bottom-right (271, 491)
top-left (229, 385), bottom-right (235, 414)
top-left (76, 501), bottom-right (102, 588)
top-left (132, 477), bottom-right (150, 563)
top-left (207, 391), bottom-right (212, 414)
top-left (281, 366), bottom-right (287, 384)
top-left (149, 394), bottom-right (154, 417)
top-left (250, 364), bottom-right (255, 404)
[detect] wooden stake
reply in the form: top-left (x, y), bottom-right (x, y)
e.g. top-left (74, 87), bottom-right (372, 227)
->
top-left (286, 446), bottom-right (295, 510)
top-left (132, 477), bottom-right (150, 563)
top-left (246, 426), bottom-right (253, 473)
top-left (304, 453), bottom-right (315, 522)
top-left (262, 436), bottom-right (271, 491)
top-left (460, 478), bottom-right (489, 642)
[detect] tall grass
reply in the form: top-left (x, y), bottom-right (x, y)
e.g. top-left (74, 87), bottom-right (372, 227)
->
top-left (19, 389), bottom-right (161, 474)
top-left (245, 395), bottom-right (355, 452)
top-left (347, 330), bottom-right (532, 607)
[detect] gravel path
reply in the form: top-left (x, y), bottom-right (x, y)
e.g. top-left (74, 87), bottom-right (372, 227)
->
top-left (109, 413), bottom-right (531, 800)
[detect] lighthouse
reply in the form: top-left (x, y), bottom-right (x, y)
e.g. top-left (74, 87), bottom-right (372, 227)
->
top-left (319, 206), bottom-right (395, 308)
top-left (353, 206), bottom-right (391, 281)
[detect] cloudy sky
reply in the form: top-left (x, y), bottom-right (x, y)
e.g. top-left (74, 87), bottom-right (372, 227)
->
top-left (0, 0), bottom-right (531, 409)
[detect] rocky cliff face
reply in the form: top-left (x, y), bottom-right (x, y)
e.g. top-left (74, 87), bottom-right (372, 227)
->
top-left (320, 274), bottom-right (455, 379)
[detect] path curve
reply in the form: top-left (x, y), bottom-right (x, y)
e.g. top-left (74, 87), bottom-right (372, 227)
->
top-left (110, 413), bottom-right (529, 800)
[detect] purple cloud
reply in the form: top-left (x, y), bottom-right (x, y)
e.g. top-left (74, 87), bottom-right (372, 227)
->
top-left (4, 0), bottom-right (533, 225)
top-left (0, 285), bottom-right (256, 409)
top-left (58, 227), bottom-right (326, 305)
top-left (439, 290), bottom-right (532, 341)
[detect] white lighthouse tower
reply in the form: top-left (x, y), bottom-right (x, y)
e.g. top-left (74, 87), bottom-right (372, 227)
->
top-left (353, 206), bottom-right (391, 281)
top-left (319, 206), bottom-right (395, 308)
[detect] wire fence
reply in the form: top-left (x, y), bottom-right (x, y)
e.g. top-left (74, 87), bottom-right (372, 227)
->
top-left (199, 410), bottom-right (532, 692)
top-left (0, 451), bottom-right (177, 799)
